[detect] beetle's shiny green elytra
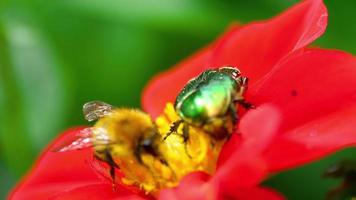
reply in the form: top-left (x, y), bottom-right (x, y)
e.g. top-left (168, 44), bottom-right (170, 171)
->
top-left (174, 67), bottom-right (248, 125)
top-left (164, 66), bottom-right (251, 142)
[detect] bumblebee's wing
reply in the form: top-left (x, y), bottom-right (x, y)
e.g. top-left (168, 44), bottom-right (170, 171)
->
top-left (53, 101), bottom-right (115, 152)
top-left (52, 127), bottom-right (112, 152)
top-left (83, 101), bottom-right (114, 122)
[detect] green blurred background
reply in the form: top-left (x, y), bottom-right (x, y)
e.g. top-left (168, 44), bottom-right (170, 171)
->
top-left (0, 0), bottom-right (355, 199)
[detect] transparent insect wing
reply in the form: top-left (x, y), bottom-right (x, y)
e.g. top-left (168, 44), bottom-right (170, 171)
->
top-left (91, 127), bottom-right (111, 145)
top-left (83, 101), bottom-right (114, 122)
top-left (52, 128), bottom-right (94, 152)
top-left (52, 127), bottom-right (112, 152)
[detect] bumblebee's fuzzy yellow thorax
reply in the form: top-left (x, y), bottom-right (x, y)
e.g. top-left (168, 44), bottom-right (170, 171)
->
top-left (94, 108), bottom-right (154, 145)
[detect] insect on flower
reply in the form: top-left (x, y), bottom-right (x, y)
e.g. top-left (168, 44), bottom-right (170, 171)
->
top-left (53, 101), bottom-right (173, 193)
top-left (52, 101), bottom-right (223, 195)
top-left (12, 1), bottom-right (355, 199)
top-left (165, 66), bottom-right (253, 141)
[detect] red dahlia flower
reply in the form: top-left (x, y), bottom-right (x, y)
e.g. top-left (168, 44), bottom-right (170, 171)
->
top-left (10, 0), bottom-right (356, 199)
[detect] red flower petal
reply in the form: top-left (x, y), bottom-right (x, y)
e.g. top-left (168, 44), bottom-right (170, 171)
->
top-left (159, 172), bottom-right (285, 200)
top-left (211, 0), bottom-right (327, 86)
top-left (250, 49), bottom-right (356, 132)
top-left (216, 132), bottom-right (242, 169)
top-left (226, 186), bottom-right (286, 200)
top-left (9, 127), bottom-right (145, 200)
top-left (265, 105), bottom-right (356, 171)
top-left (248, 49), bottom-right (356, 170)
top-left (48, 184), bottom-right (145, 200)
top-left (159, 172), bottom-right (215, 200)
top-left (142, 0), bottom-right (327, 117)
top-left (214, 105), bottom-right (281, 189)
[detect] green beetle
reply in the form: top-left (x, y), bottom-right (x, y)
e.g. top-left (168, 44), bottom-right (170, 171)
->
top-left (165, 66), bottom-right (252, 141)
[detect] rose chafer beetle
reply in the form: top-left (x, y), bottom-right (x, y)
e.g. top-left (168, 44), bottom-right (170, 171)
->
top-left (165, 66), bottom-right (253, 141)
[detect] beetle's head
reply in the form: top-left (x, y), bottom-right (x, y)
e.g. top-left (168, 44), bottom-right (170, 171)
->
top-left (218, 66), bottom-right (241, 80)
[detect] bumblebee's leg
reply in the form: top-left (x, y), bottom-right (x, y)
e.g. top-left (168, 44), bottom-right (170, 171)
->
top-left (104, 149), bottom-right (119, 190)
top-left (150, 146), bottom-right (178, 180)
top-left (134, 137), bottom-right (158, 166)
top-left (138, 135), bottom-right (180, 177)
top-left (134, 145), bottom-right (144, 164)
top-left (158, 157), bottom-right (178, 181)
top-left (163, 120), bottom-right (183, 140)
top-left (137, 136), bottom-right (169, 166)
top-left (109, 165), bottom-right (116, 190)
top-left (135, 138), bottom-right (177, 179)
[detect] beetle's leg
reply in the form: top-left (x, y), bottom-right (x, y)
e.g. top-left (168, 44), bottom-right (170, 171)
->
top-left (234, 99), bottom-right (255, 110)
top-left (182, 122), bottom-right (189, 143)
top-left (234, 76), bottom-right (249, 97)
top-left (163, 120), bottom-right (184, 140)
top-left (240, 76), bottom-right (248, 92)
top-left (228, 104), bottom-right (239, 134)
top-left (164, 121), bottom-right (191, 158)
top-left (234, 76), bottom-right (255, 109)
top-left (182, 122), bottom-right (192, 158)
top-left (229, 103), bottom-right (238, 126)
top-left (228, 103), bottom-right (241, 135)
top-left (241, 76), bottom-right (248, 85)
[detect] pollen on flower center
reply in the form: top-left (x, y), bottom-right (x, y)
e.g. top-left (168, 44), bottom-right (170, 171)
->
top-left (119, 103), bottom-right (226, 195)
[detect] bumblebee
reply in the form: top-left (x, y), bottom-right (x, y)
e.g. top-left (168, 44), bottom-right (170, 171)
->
top-left (54, 101), bottom-right (222, 194)
top-left (54, 101), bottom-right (173, 193)
top-left (166, 66), bottom-right (252, 140)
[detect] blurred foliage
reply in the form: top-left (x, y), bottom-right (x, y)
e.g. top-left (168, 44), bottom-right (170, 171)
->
top-left (0, 0), bottom-right (355, 199)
